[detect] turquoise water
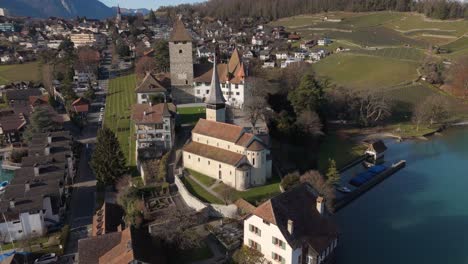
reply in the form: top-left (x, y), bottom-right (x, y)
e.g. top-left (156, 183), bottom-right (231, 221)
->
top-left (0, 160), bottom-right (14, 183)
top-left (335, 128), bottom-right (468, 264)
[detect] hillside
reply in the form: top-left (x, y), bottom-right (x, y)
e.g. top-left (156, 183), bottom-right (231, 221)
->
top-left (0, 0), bottom-right (114, 19)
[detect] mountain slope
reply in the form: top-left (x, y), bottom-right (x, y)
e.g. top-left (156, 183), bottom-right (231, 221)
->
top-left (0, 0), bottom-right (114, 19)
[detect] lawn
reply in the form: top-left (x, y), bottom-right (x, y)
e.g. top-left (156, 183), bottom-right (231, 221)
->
top-left (213, 177), bottom-right (281, 206)
top-left (386, 13), bottom-right (468, 37)
top-left (350, 47), bottom-right (426, 62)
top-left (181, 176), bottom-right (223, 204)
top-left (177, 106), bottom-right (206, 125)
top-left (105, 74), bottom-right (137, 167)
top-left (0, 62), bottom-right (41, 85)
top-left (313, 53), bottom-right (419, 89)
top-left (187, 169), bottom-right (216, 186)
top-left (318, 132), bottom-right (367, 173)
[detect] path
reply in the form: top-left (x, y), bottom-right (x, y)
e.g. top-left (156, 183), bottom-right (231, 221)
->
top-left (187, 174), bottom-right (223, 200)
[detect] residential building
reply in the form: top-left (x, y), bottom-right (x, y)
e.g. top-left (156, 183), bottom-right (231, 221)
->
top-left (74, 67), bottom-right (97, 83)
top-left (131, 103), bottom-right (176, 159)
top-left (0, 23), bottom-right (15, 32)
top-left (135, 73), bottom-right (169, 104)
top-left (70, 33), bottom-right (106, 48)
top-left (193, 49), bottom-right (246, 108)
top-left (318, 38), bottom-right (331, 46)
top-left (71, 97), bottom-right (90, 117)
top-left (182, 65), bottom-right (272, 190)
top-left (0, 108), bottom-right (26, 143)
top-left (243, 184), bottom-right (339, 264)
top-left (169, 18), bottom-right (194, 86)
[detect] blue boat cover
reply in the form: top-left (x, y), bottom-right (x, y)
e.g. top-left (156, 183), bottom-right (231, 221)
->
top-left (368, 165), bottom-right (387, 174)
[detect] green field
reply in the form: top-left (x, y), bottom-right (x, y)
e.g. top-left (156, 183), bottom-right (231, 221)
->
top-left (213, 180), bottom-right (281, 206)
top-left (350, 47), bottom-right (426, 61)
top-left (177, 106), bottom-right (206, 125)
top-left (313, 53), bottom-right (419, 89)
top-left (181, 176), bottom-right (223, 204)
top-left (0, 62), bottom-right (41, 85)
top-left (105, 74), bottom-right (137, 166)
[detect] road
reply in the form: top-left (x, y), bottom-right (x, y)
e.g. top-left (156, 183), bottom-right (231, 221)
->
top-left (64, 49), bottom-right (112, 256)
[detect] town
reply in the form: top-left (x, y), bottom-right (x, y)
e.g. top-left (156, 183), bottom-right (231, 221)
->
top-left (0, 0), bottom-right (467, 263)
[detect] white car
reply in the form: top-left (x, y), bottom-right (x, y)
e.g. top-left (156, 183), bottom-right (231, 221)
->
top-left (34, 253), bottom-right (58, 264)
top-left (100, 107), bottom-right (104, 112)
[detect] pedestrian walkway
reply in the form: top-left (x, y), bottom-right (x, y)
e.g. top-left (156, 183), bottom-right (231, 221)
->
top-left (187, 174), bottom-right (223, 200)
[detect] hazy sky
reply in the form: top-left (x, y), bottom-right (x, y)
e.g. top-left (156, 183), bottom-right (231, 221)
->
top-left (100, 0), bottom-right (203, 9)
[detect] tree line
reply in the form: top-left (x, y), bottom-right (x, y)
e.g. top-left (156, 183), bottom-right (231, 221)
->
top-left (160, 0), bottom-right (468, 21)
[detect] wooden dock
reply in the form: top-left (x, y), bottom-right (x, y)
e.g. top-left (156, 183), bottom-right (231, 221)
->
top-left (334, 160), bottom-right (406, 211)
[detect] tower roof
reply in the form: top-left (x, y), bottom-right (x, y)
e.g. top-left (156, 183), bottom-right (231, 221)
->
top-left (169, 18), bottom-right (192, 42)
top-left (205, 55), bottom-right (226, 105)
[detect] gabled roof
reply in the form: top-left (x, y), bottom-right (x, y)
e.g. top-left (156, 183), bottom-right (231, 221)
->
top-left (205, 55), bottom-right (226, 105)
top-left (169, 18), bottom-right (192, 42)
top-left (251, 183), bottom-right (338, 252)
top-left (131, 103), bottom-right (176, 124)
top-left (135, 73), bottom-right (168, 93)
top-left (368, 140), bottom-right (387, 153)
top-left (183, 141), bottom-right (246, 166)
top-left (192, 119), bottom-right (244, 143)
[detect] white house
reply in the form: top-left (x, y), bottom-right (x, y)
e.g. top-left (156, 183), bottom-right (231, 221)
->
top-left (252, 36), bottom-right (264, 46)
top-left (135, 73), bottom-right (169, 104)
top-left (183, 60), bottom-right (272, 190)
top-left (131, 103), bottom-right (176, 159)
top-left (318, 38), bottom-right (331, 46)
top-left (74, 68), bottom-right (97, 84)
top-left (243, 184), bottom-right (339, 264)
top-left (281, 58), bottom-right (303, 68)
top-left (193, 49), bottom-right (246, 108)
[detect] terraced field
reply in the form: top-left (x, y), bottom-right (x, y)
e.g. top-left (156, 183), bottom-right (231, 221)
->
top-left (105, 74), bottom-right (137, 166)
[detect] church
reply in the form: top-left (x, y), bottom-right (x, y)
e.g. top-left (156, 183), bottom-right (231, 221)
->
top-left (182, 57), bottom-right (272, 191)
top-left (169, 18), bottom-right (246, 108)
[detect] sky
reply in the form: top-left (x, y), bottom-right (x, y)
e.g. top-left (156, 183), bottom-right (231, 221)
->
top-left (99, 0), bottom-right (203, 9)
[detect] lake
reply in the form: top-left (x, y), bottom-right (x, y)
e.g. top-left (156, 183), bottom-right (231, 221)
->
top-left (335, 127), bottom-right (468, 264)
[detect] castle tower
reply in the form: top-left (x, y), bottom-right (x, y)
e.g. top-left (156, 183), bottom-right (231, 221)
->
top-left (169, 18), bottom-right (194, 86)
top-left (206, 55), bottom-right (226, 123)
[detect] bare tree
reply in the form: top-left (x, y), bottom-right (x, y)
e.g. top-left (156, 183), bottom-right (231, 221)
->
top-left (135, 56), bottom-right (157, 80)
top-left (413, 94), bottom-right (450, 127)
top-left (280, 61), bottom-right (311, 90)
top-left (300, 170), bottom-right (335, 212)
top-left (244, 77), bottom-right (270, 131)
top-left (451, 56), bottom-right (468, 98)
top-left (296, 110), bottom-right (323, 136)
top-left (354, 89), bottom-right (392, 127)
top-left (218, 184), bottom-right (235, 205)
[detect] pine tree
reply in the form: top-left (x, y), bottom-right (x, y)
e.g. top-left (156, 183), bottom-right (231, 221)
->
top-left (23, 106), bottom-right (60, 141)
top-left (91, 127), bottom-right (127, 185)
top-left (148, 9), bottom-right (157, 24)
top-left (326, 159), bottom-right (340, 186)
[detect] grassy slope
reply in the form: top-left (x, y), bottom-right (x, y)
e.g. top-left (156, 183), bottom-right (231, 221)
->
top-left (177, 106), bottom-right (206, 125)
top-left (187, 169), bottom-right (216, 186)
top-left (313, 53), bottom-right (419, 89)
top-left (181, 176), bottom-right (223, 204)
top-left (105, 74), bottom-right (137, 166)
top-left (0, 62), bottom-right (41, 84)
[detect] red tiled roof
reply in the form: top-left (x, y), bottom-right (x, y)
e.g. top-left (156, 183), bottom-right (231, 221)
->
top-left (131, 103), bottom-right (176, 124)
top-left (183, 141), bottom-right (245, 166)
top-left (192, 119), bottom-right (244, 143)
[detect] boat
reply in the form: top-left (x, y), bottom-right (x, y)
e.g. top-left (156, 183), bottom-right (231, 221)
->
top-left (0, 181), bottom-right (8, 192)
top-left (336, 186), bottom-right (352, 193)
top-left (362, 161), bottom-right (374, 168)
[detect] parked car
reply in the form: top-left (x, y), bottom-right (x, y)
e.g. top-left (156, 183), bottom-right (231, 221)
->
top-left (34, 253), bottom-right (58, 264)
top-left (100, 107), bottom-right (104, 112)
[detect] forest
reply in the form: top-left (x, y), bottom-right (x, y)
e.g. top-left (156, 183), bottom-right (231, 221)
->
top-left (159, 0), bottom-right (468, 21)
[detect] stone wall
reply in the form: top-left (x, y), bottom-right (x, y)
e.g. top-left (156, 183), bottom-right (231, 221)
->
top-left (169, 41), bottom-right (194, 86)
top-left (174, 175), bottom-right (207, 211)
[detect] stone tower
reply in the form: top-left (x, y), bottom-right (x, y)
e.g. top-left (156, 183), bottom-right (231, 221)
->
top-left (206, 55), bottom-right (226, 123)
top-left (169, 18), bottom-right (193, 86)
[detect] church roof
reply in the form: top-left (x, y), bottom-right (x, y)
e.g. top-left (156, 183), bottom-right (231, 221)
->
top-left (205, 55), bottom-right (226, 105)
top-left (169, 18), bottom-right (192, 42)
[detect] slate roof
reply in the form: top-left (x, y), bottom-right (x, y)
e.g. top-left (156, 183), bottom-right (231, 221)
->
top-left (252, 183), bottom-right (338, 253)
top-left (205, 55), bottom-right (225, 105)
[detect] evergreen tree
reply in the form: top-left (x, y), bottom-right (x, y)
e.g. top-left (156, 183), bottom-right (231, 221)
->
top-left (326, 159), bottom-right (340, 186)
top-left (148, 9), bottom-right (157, 24)
top-left (91, 127), bottom-right (127, 185)
top-left (23, 106), bottom-right (60, 141)
top-left (287, 73), bottom-right (324, 114)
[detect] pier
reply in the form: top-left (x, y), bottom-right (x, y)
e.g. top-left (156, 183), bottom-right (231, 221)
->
top-left (334, 160), bottom-right (406, 211)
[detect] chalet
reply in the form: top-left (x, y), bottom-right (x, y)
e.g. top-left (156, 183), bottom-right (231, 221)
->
top-left (135, 73), bottom-right (169, 104)
top-left (243, 184), bottom-right (338, 264)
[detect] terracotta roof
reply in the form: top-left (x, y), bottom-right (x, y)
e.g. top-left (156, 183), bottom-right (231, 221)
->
top-left (205, 55), bottom-right (226, 105)
top-left (247, 140), bottom-right (266, 151)
top-left (98, 228), bottom-right (134, 264)
top-left (135, 73), bottom-right (168, 93)
top-left (169, 18), bottom-right (192, 42)
top-left (131, 103), bottom-right (176, 124)
top-left (72, 97), bottom-right (90, 113)
top-left (193, 49), bottom-right (246, 85)
top-left (0, 111), bottom-right (26, 133)
top-left (29, 95), bottom-right (48, 106)
top-left (183, 141), bottom-right (245, 166)
top-left (235, 133), bottom-right (254, 147)
top-left (251, 183), bottom-right (338, 252)
top-left (235, 198), bottom-right (256, 215)
top-left (192, 119), bottom-right (244, 143)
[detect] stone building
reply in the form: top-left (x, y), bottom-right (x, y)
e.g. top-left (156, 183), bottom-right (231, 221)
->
top-left (169, 18), bottom-right (194, 86)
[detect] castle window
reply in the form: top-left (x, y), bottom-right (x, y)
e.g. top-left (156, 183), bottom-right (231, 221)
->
top-left (188, 155), bottom-right (191, 159)
top-left (253, 158), bottom-right (255, 165)
top-left (179, 49), bottom-right (183, 54)
top-left (198, 158), bottom-right (200, 162)
top-left (208, 161), bottom-right (210, 165)
top-left (219, 164), bottom-right (221, 169)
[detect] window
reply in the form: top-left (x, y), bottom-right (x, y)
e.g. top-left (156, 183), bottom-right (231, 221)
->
top-left (206, 90), bottom-right (210, 94)
top-left (219, 164), bottom-right (221, 169)
top-left (218, 171), bottom-right (222, 179)
top-left (248, 239), bottom-right (261, 251)
top-left (271, 252), bottom-right (284, 263)
top-left (208, 161), bottom-right (210, 165)
top-left (197, 90), bottom-right (200, 95)
top-left (249, 224), bottom-right (261, 236)
top-left (236, 92), bottom-right (240, 95)
top-left (188, 155), bottom-right (191, 159)
top-left (179, 49), bottom-right (183, 54)
top-left (272, 237), bottom-right (286, 249)
top-left (235, 84), bottom-right (239, 89)
top-left (198, 158), bottom-right (200, 162)
top-left (253, 158), bottom-right (255, 166)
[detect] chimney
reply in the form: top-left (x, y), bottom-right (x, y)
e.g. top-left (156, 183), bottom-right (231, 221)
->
top-left (316, 196), bottom-right (324, 215)
top-left (33, 163), bottom-right (40, 177)
top-left (44, 143), bottom-right (50, 156)
top-left (9, 199), bottom-right (15, 209)
top-left (287, 219), bottom-right (294, 235)
top-left (47, 133), bottom-right (52, 144)
top-left (25, 181), bottom-right (30, 192)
